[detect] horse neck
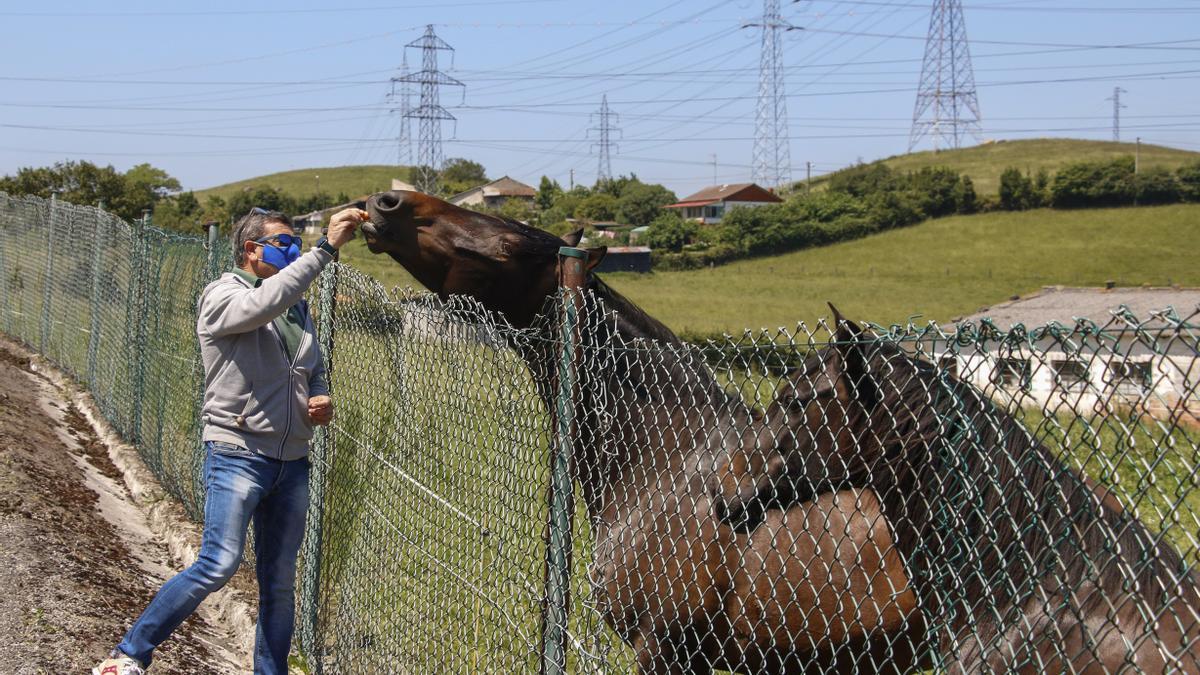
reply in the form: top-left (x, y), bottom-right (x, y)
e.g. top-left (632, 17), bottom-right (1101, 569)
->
top-left (522, 290), bottom-right (738, 523)
top-left (874, 363), bottom-right (1194, 617)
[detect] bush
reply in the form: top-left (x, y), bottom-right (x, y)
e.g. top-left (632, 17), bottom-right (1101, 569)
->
top-left (866, 191), bottom-right (924, 229)
top-left (1177, 161), bottom-right (1200, 202)
top-left (1133, 167), bottom-right (1180, 205)
top-left (640, 213), bottom-right (697, 253)
top-left (907, 167), bottom-right (962, 218)
top-left (1050, 156), bottom-right (1136, 208)
top-left (827, 163), bottom-right (897, 198)
top-left (999, 168), bottom-right (1040, 211)
top-left (954, 175), bottom-right (978, 214)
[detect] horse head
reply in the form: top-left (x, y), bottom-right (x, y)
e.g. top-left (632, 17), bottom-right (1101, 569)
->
top-left (363, 190), bottom-right (606, 328)
top-left (711, 305), bottom-right (888, 531)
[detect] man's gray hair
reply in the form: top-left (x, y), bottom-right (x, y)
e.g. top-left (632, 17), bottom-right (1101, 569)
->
top-left (232, 209), bottom-right (290, 266)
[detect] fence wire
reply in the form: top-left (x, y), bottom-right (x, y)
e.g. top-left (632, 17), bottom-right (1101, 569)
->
top-left (1, 192), bottom-right (1197, 673)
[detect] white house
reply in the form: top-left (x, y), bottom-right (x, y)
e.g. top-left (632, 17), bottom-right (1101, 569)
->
top-left (664, 183), bottom-right (782, 224)
top-left (936, 287), bottom-right (1200, 422)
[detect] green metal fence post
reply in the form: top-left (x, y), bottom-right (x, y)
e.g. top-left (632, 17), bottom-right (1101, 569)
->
top-left (0, 196), bottom-right (9, 335)
top-left (130, 214), bottom-right (149, 445)
top-left (86, 204), bottom-right (106, 389)
top-left (540, 246), bottom-right (587, 675)
top-left (39, 193), bottom-right (57, 353)
top-left (299, 261), bottom-right (339, 674)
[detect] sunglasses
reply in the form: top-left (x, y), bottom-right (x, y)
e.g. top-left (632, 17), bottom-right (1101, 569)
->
top-left (254, 233), bottom-right (303, 249)
top-left (248, 206), bottom-right (284, 218)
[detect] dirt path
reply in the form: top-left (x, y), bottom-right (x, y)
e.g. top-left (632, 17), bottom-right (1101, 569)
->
top-left (0, 339), bottom-right (250, 674)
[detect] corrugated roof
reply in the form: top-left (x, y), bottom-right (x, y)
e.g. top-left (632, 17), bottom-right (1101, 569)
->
top-left (957, 287), bottom-right (1200, 330)
top-left (448, 176), bottom-right (536, 204)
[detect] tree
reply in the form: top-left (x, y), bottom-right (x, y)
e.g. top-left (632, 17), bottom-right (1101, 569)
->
top-left (640, 212), bottom-right (696, 252)
top-left (535, 176), bottom-right (563, 211)
top-left (594, 173), bottom-right (639, 197)
top-left (999, 167), bottom-right (1039, 211)
top-left (575, 193), bottom-right (619, 222)
top-left (227, 185), bottom-right (294, 218)
top-left (118, 163), bottom-right (181, 219)
top-left (616, 183), bottom-right (677, 227)
top-left (439, 158), bottom-right (487, 196)
top-left (954, 175), bottom-right (978, 214)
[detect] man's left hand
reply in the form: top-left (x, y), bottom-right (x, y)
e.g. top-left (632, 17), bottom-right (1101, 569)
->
top-left (308, 395), bottom-right (333, 426)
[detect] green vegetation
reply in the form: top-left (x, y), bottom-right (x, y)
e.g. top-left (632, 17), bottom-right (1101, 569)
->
top-left (0, 160), bottom-right (180, 222)
top-left (194, 164), bottom-right (406, 204)
top-left (802, 138), bottom-right (1200, 196)
top-left (603, 204), bottom-right (1200, 336)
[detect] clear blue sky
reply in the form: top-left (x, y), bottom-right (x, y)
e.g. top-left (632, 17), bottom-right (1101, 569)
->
top-left (2, 0), bottom-right (1199, 198)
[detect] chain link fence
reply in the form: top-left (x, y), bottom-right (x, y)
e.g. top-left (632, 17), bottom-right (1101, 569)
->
top-left (1, 192), bottom-right (1197, 672)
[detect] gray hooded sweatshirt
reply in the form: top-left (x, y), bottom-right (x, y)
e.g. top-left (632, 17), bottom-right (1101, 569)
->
top-left (197, 248), bottom-right (333, 460)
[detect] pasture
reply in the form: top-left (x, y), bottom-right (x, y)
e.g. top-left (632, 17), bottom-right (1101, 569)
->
top-left (339, 203), bottom-right (1200, 336)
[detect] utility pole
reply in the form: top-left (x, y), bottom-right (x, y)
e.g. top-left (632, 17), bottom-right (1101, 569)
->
top-left (1107, 87), bottom-right (1127, 142)
top-left (909, 0), bottom-right (983, 152)
top-left (806, 161), bottom-right (812, 192)
top-left (314, 174), bottom-right (320, 196)
top-left (1136, 136), bottom-right (1141, 173)
top-left (590, 95), bottom-right (620, 183)
top-left (569, 168), bottom-right (575, 191)
top-left (388, 52), bottom-right (414, 167)
top-left (746, 0), bottom-right (794, 188)
top-left (711, 154), bottom-right (718, 185)
top-left (399, 25), bottom-right (464, 194)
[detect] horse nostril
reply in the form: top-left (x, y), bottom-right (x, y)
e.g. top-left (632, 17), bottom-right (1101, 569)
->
top-left (373, 191), bottom-right (404, 213)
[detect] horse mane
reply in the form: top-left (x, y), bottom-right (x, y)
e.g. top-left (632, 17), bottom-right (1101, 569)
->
top-left (867, 345), bottom-right (1197, 623)
top-left (589, 276), bottom-right (683, 347)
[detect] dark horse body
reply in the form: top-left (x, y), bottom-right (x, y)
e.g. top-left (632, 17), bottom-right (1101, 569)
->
top-left (713, 314), bottom-right (1200, 673)
top-left (362, 190), bottom-right (927, 673)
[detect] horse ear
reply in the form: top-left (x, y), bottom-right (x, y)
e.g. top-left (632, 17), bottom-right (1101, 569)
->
top-left (827, 303), bottom-right (879, 408)
top-left (585, 246), bottom-right (607, 271)
top-left (829, 303), bottom-right (864, 343)
top-left (561, 228), bottom-right (585, 247)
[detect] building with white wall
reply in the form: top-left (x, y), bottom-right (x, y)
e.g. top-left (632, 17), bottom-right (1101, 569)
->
top-left (664, 183), bottom-right (782, 224)
top-left (936, 287), bottom-right (1200, 421)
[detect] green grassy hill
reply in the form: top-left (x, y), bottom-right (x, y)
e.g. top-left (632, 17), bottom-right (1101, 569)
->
top-left (339, 203), bottom-right (1200, 335)
top-left (804, 139), bottom-right (1200, 196)
top-left (193, 165), bottom-right (410, 203)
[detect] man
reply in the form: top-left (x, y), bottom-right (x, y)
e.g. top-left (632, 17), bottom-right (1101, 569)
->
top-left (94, 207), bottom-right (364, 675)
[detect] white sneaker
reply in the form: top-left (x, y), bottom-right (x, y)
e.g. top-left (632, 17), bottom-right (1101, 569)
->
top-left (92, 651), bottom-right (146, 675)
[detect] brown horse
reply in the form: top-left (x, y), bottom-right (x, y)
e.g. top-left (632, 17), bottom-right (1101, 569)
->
top-left (712, 311), bottom-right (1200, 673)
top-left (361, 190), bottom-right (928, 673)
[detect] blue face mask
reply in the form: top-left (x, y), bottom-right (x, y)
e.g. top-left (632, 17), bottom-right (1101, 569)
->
top-left (255, 233), bottom-right (302, 271)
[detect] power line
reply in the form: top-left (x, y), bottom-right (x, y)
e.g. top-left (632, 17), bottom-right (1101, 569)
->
top-left (748, 0), bottom-right (794, 188)
top-left (1107, 86), bottom-right (1129, 141)
top-left (910, 0), bottom-right (983, 151)
top-left (589, 95), bottom-right (620, 182)
top-left (388, 54), bottom-right (414, 167)
top-left (399, 25), bottom-right (464, 193)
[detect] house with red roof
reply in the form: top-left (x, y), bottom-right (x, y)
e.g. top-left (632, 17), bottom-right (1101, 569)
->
top-left (664, 183), bottom-right (782, 224)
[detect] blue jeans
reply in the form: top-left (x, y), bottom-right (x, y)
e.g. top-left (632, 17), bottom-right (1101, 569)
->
top-left (118, 441), bottom-right (310, 674)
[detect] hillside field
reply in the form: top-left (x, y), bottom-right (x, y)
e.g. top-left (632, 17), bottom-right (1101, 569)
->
top-left (194, 165), bottom-right (408, 203)
top-left (803, 139), bottom-right (1200, 196)
top-left (338, 203), bottom-right (1200, 335)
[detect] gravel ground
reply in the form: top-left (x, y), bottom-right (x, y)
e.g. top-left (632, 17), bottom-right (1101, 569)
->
top-left (0, 340), bottom-right (249, 674)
